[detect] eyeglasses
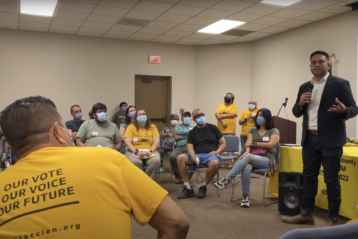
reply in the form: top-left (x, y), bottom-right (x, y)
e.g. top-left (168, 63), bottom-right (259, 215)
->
top-left (193, 113), bottom-right (205, 119)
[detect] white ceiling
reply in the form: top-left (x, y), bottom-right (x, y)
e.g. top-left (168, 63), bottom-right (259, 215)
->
top-left (0, 0), bottom-right (355, 45)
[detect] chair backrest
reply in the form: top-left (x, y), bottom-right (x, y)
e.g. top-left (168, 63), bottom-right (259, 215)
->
top-left (275, 143), bottom-right (281, 163)
top-left (222, 135), bottom-right (240, 153)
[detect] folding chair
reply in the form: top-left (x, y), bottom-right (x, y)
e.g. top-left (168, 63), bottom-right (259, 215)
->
top-left (231, 143), bottom-right (281, 207)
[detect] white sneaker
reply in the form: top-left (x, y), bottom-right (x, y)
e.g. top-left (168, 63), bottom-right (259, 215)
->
top-left (157, 167), bottom-right (166, 173)
top-left (214, 177), bottom-right (230, 190)
top-left (240, 196), bottom-right (250, 208)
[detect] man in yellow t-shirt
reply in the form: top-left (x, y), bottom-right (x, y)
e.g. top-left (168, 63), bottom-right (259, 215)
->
top-left (0, 96), bottom-right (189, 239)
top-left (215, 92), bottom-right (238, 135)
top-left (238, 98), bottom-right (259, 155)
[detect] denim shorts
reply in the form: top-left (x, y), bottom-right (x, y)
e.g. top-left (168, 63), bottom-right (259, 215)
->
top-left (183, 153), bottom-right (221, 168)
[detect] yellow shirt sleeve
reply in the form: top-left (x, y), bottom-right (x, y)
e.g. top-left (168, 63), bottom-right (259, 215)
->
top-left (121, 156), bottom-right (168, 226)
top-left (124, 124), bottom-right (135, 138)
top-left (151, 124), bottom-right (159, 137)
top-left (239, 110), bottom-right (246, 121)
top-left (216, 105), bottom-right (221, 114)
top-left (232, 104), bottom-right (238, 116)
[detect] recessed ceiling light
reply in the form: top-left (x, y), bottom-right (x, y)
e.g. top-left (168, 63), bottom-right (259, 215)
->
top-left (261, 0), bottom-right (302, 7)
top-left (198, 20), bottom-right (245, 34)
top-left (21, 0), bottom-right (58, 17)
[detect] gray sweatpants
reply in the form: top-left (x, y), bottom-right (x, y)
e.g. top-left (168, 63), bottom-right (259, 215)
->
top-left (125, 150), bottom-right (161, 180)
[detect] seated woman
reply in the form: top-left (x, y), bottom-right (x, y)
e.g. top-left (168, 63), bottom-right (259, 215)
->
top-left (119, 105), bottom-right (137, 154)
top-left (76, 103), bottom-right (123, 149)
top-left (124, 109), bottom-right (161, 180)
top-left (214, 108), bottom-right (279, 208)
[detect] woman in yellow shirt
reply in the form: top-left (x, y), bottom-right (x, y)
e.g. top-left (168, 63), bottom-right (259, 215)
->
top-left (239, 99), bottom-right (259, 155)
top-left (124, 109), bottom-right (161, 180)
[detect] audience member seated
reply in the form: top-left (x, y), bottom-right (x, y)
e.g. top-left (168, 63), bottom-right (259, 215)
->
top-left (119, 105), bottom-right (136, 154)
top-left (112, 101), bottom-right (127, 128)
top-left (170, 111), bottom-right (195, 184)
top-left (158, 114), bottom-right (180, 173)
top-left (0, 96), bottom-right (189, 238)
top-left (238, 98), bottom-right (259, 155)
top-left (76, 103), bottom-right (122, 150)
top-left (124, 109), bottom-right (161, 180)
top-left (88, 110), bottom-right (94, 119)
top-left (177, 109), bottom-right (226, 199)
top-left (215, 108), bottom-right (279, 208)
top-left (65, 104), bottom-right (85, 145)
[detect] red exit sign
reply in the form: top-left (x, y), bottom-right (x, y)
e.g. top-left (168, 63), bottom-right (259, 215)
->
top-left (149, 55), bottom-right (161, 64)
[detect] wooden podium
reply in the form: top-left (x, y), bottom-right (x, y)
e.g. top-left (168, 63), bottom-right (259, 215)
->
top-left (273, 116), bottom-right (297, 144)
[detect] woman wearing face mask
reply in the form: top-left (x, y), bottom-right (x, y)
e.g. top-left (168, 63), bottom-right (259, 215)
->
top-left (215, 108), bottom-right (280, 208)
top-left (76, 103), bottom-right (123, 150)
top-left (238, 99), bottom-right (259, 155)
top-left (124, 109), bottom-right (161, 180)
top-left (158, 114), bottom-right (180, 173)
top-left (119, 106), bottom-right (137, 154)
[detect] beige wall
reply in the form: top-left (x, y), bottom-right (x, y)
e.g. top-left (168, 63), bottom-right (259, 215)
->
top-left (0, 29), bottom-right (195, 122)
top-left (194, 43), bottom-right (252, 135)
top-left (251, 11), bottom-right (358, 143)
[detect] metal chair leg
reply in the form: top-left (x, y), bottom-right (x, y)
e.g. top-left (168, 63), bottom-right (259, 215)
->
top-left (231, 176), bottom-right (243, 202)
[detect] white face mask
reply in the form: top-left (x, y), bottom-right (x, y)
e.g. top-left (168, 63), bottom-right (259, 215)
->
top-left (171, 120), bottom-right (179, 126)
top-left (55, 125), bottom-right (74, 147)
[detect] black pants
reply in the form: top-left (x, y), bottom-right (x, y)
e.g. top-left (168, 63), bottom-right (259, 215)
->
top-left (301, 134), bottom-right (342, 218)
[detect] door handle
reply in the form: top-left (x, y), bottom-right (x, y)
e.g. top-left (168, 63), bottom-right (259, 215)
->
top-left (150, 115), bottom-right (167, 123)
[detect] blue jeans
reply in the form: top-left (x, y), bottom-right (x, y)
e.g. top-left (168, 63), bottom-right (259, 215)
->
top-left (240, 136), bottom-right (247, 155)
top-left (226, 154), bottom-right (269, 197)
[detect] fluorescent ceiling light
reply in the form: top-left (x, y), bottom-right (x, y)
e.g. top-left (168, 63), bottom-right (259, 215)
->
top-left (261, 0), bottom-right (302, 7)
top-left (21, 0), bottom-right (58, 17)
top-left (198, 20), bottom-right (245, 34)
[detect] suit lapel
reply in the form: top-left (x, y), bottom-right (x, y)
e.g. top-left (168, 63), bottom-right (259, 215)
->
top-left (319, 74), bottom-right (333, 107)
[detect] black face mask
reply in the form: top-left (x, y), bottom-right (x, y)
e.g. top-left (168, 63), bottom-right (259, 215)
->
top-left (224, 97), bottom-right (231, 103)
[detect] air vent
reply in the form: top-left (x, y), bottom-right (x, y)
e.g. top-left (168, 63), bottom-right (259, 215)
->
top-left (220, 29), bottom-right (254, 37)
top-left (116, 17), bottom-right (152, 27)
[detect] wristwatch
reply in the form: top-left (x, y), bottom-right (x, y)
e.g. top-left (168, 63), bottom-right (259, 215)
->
top-left (134, 149), bottom-right (139, 155)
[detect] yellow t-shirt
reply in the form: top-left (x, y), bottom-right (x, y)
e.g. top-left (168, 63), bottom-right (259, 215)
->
top-left (239, 108), bottom-right (260, 136)
top-left (0, 147), bottom-right (167, 239)
top-left (124, 124), bottom-right (159, 149)
top-left (216, 103), bottom-right (238, 134)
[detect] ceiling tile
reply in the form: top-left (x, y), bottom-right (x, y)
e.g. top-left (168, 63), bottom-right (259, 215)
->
top-left (196, 39), bottom-right (223, 45)
top-left (99, 0), bottom-right (140, 9)
top-left (166, 5), bottom-right (206, 16)
top-left (151, 35), bottom-right (182, 43)
top-left (0, 12), bottom-right (17, 20)
top-left (297, 12), bottom-right (335, 21)
top-left (125, 10), bottom-right (162, 20)
top-left (49, 29), bottom-right (77, 34)
top-left (134, 1), bottom-right (174, 13)
top-left (270, 8), bottom-right (311, 18)
top-left (179, 0), bottom-right (221, 8)
top-left (0, 19), bottom-right (18, 29)
top-left (146, 0), bottom-right (181, 3)
top-left (163, 30), bottom-right (193, 37)
top-left (244, 31), bottom-right (273, 38)
top-left (58, 1), bottom-right (96, 13)
top-left (228, 37), bottom-right (255, 43)
top-left (225, 12), bottom-right (263, 22)
top-left (236, 23), bottom-right (270, 31)
top-left (111, 24), bottom-right (142, 32)
top-left (52, 18), bottom-right (84, 26)
top-left (277, 19), bottom-right (311, 28)
top-left (184, 17), bottom-right (219, 26)
top-left (92, 6), bottom-right (129, 17)
top-left (187, 32), bottom-right (215, 39)
top-left (20, 21), bottom-right (49, 30)
top-left (82, 21), bottom-right (113, 29)
top-left (87, 14), bottom-right (121, 23)
top-left (291, 0), bottom-right (337, 11)
top-left (210, 35), bottom-right (239, 41)
top-left (146, 21), bottom-right (178, 29)
top-left (138, 27), bottom-right (168, 35)
top-left (20, 15), bottom-right (53, 24)
top-left (260, 26), bottom-right (290, 33)
top-left (0, 0), bottom-right (17, 5)
top-left (197, 9), bottom-right (236, 19)
top-left (252, 16), bottom-right (289, 25)
top-left (173, 23), bottom-right (204, 32)
top-left (55, 10), bottom-right (89, 20)
top-left (128, 32), bottom-right (158, 40)
top-left (77, 27), bottom-right (108, 35)
top-left (77, 31), bottom-right (103, 37)
top-left (155, 13), bottom-right (191, 23)
top-left (212, 0), bottom-right (255, 12)
top-left (242, 4), bottom-right (283, 15)
top-left (61, 0), bottom-right (100, 4)
top-left (103, 30), bottom-right (133, 38)
top-left (318, 2), bottom-right (351, 14)
top-left (175, 37), bottom-right (203, 44)
top-left (50, 24), bottom-right (80, 32)
top-left (0, 3), bottom-right (17, 13)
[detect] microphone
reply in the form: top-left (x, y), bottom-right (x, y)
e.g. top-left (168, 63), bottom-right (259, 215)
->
top-left (308, 83), bottom-right (314, 93)
top-left (283, 98), bottom-right (288, 107)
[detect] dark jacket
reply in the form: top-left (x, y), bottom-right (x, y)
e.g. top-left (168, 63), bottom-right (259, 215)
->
top-left (292, 74), bottom-right (358, 148)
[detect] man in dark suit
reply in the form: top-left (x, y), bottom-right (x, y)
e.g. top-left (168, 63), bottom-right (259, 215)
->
top-left (282, 51), bottom-right (358, 226)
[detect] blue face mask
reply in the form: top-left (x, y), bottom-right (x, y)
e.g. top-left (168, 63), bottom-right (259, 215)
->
top-left (138, 115), bottom-right (147, 123)
top-left (248, 104), bottom-right (256, 110)
top-left (122, 107), bottom-right (127, 112)
top-left (74, 113), bottom-right (83, 120)
top-left (97, 112), bottom-right (107, 122)
top-left (183, 117), bottom-right (191, 125)
top-left (256, 116), bottom-right (265, 125)
top-left (196, 116), bottom-right (206, 125)
top-left (130, 111), bottom-right (136, 118)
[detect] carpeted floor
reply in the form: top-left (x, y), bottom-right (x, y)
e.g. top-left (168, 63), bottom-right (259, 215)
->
top-left (131, 161), bottom-right (349, 239)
